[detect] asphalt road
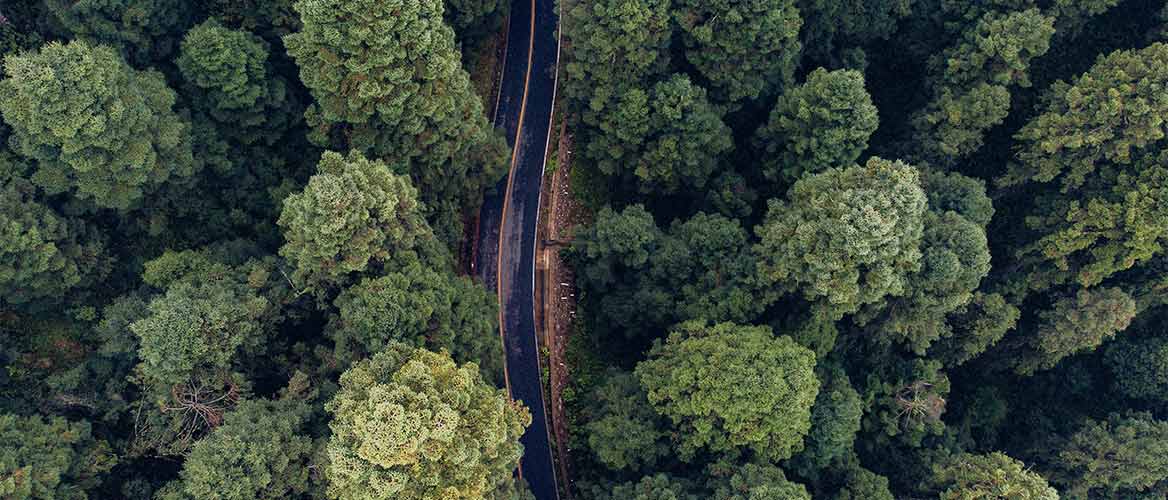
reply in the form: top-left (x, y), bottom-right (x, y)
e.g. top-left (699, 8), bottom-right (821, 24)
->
top-left (474, 0), bottom-right (561, 498)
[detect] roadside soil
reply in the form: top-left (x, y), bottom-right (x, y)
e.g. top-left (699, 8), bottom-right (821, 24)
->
top-left (535, 114), bottom-right (582, 497)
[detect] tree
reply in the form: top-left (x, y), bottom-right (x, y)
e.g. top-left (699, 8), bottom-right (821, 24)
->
top-left (1001, 43), bottom-right (1168, 190)
top-left (176, 20), bottom-right (296, 145)
top-left (569, 204), bottom-right (660, 295)
top-left (797, 0), bottom-right (913, 63)
top-left (44, 0), bottom-right (194, 64)
top-left (163, 399), bottom-right (315, 500)
top-left (0, 40), bottom-right (195, 210)
top-left (672, 0), bottom-right (803, 102)
top-left (913, 9), bottom-right (1054, 161)
top-left (284, 0), bottom-right (506, 244)
top-left (584, 474), bottom-right (700, 500)
top-left (929, 292), bottom-right (1020, 366)
top-left (755, 157), bottom-right (927, 319)
top-left (329, 260), bottom-right (502, 381)
top-left (583, 74), bottom-right (733, 195)
top-left (277, 151), bottom-right (437, 292)
top-left (1051, 413), bottom-right (1168, 498)
top-left (445, 0), bottom-right (508, 47)
top-left (1005, 287), bottom-right (1136, 375)
top-left (0, 414), bottom-right (116, 499)
top-left (0, 178), bottom-right (107, 306)
top-left (932, 453), bottom-right (1058, 500)
top-left (792, 365), bottom-right (864, 472)
top-left (862, 210), bottom-right (992, 353)
top-left (562, 0), bottom-right (671, 128)
top-left (711, 462), bottom-right (811, 500)
top-left (1105, 335), bottom-right (1168, 402)
top-left (325, 345), bottom-right (529, 500)
top-left (582, 370), bottom-right (669, 471)
top-left (833, 464), bottom-right (894, 500)
top-left (754, 68), bottom-right (879, 184)
top-left (635, 321), bottom-right (820, 461)
top-left (1016, 151), bottom-right (1168, 290)
top-left (131, 257), bottom-right (276, 387)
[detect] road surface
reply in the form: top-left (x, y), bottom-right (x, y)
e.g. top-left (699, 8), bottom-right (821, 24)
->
top-left (474, 0), bottom-right (561, 498)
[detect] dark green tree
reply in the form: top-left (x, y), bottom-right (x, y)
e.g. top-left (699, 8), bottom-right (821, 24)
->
top-left (931, 453), bottom-right (1057, 499)
top-left (0, 178), bottom-right (107, 306)
top-left (176, 20), bottom-right (297, 145)
top-left (754, 68), bottom-right (879, 184)
top-left (581, 370), bottom-right (669, 472)
top-left (584, 74), bottom-right (733, 196)
top-left (636, 321), bottom-right (820, 461)
top-left (755, 157), bottom-right (927, 319)
top-left (325, 344), bottom-right (529, 499)
top-left (0, 414), bottom-right (116, 499)
top-left (1004, 287), bottom-right (1136, 375)
top-left (833, 463), bottom-right (894, 500)
top-left (1105, 335), bottom-right (1168, 402)
top-left (284, 0), bottom-right (506, 243)
top-left (791, 365), bottom-right (864, 473)
top-left (445, 0), bottom-right (508, 48)
top-left (929, 292), bottom-right (1020, 366)
top-left (673, 0), bottom-right (802, 102)
top-left (45, 0), bottom-right (194, 64)
top-left (329, 259), bottom-right (501, 380)
top-left (0, 40), bottom-right (195, 210)
top-left (1050, 413), bottom-right (1168, 498)
top-left (797, 0), bottom-right (913, 63)
top-left (161, 399), bottom-right (316, 500)
top-left (711, 462), bottom-right (811, 500)
top-left (913, 9), bottom-right (1054, 161)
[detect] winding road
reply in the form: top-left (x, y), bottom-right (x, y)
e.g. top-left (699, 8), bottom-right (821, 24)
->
top-left (474, 0), bottom-right (561, 498)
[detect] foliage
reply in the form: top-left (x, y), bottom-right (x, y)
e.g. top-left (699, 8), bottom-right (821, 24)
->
top-left (0, 414), bottom-right (115, 499)
top-left (755, 68), bottom-right (879, 184)
top-left (278, 151), bottom-right (435, 292)
top-left (711, 462), bottom-right (811, 500)
top-left (582, 73), bottom-right (733, 196)
top-left (1005, 287), bottom-right (1136, 375)
top-left (931, 453), bottom-right (1057, 500)
top-left (284, 0), bottom-right (506, 243)
top-left (755, 157), bottom-right (927, 319)
top-left (163, 399), bottom-right (315, 500)
top-left (1051, 412), bottom-right (1168, 498)
top-left (581, 370), bottom-right (669, 471)
top-left (914, 9), bottom-right (1054, 161)
top-left (635, 321), bottom-right (820, 461)
top-left (1105, 335), bottom-right (1168, 402)
top-left (177, 20), bottom-right (296, 145)
top-left (44, 0), bottom-right (194, 64)
top-left (325, 345), bottom-right (529, 500)
top-left (1002, 42), bottom-right (1168, 190)
top-left (0, 40), bottom-right (195, 210)
top-left (0, 178), bottom-right (107, 306)
top-left (672, 0), bottom-right (802, 102)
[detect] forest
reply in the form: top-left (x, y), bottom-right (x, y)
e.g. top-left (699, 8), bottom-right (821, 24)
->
top-left (2, 0), bottom-right (1168, 498)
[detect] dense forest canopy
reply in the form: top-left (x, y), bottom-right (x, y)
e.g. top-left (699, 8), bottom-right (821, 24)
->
top-left (1, 0), bottom-right (1168, 498)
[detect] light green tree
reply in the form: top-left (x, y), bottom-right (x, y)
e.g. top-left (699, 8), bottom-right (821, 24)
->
top-left (0, 40), bottom-right (195, 210)
top-left (325, 345), bottom-right (529, 500)
top-left (755, 157), bottom-right (927, 319)
top-left (277, 151), bottom-right (436, 292)
top-left (932, 453), bottom-right (1058, 500)
top-left (636, 321), bottom-right (820, 461)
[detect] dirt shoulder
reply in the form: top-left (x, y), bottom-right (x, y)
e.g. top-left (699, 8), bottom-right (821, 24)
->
top-left (535, 110), bottom-right (584, 497)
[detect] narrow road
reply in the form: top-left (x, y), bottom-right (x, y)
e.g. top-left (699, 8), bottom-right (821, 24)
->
top-left (474, 0), bottom-right (561, 498)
